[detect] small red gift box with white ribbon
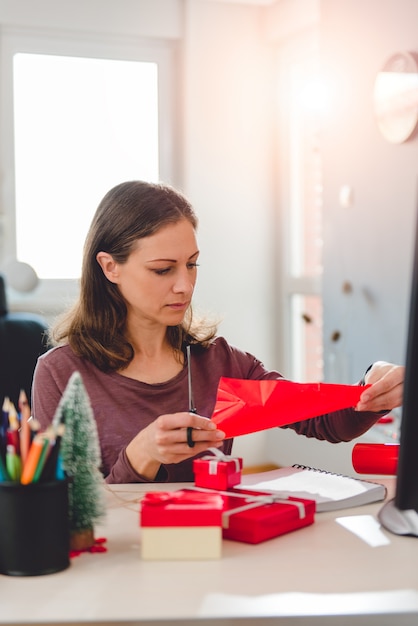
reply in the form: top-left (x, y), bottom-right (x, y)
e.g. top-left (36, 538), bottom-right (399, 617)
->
top-left (193, 448), bottom-right (243, 490)
top-left (140, 490), bottom-right (223, 560)
top-left (222, 488), bottom-right (315, 543)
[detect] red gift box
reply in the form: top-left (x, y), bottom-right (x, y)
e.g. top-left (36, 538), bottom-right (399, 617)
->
top-left (188, 487), bottom-right (315, 544)
top-left (140, 490), bottom-right (224, 560)
top-left (193, 448), bottom-right (243, 490)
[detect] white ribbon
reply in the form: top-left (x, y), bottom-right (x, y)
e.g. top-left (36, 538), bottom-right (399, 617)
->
top-left (188, 486), bottom-right (307, 527)
top-left (200, 447), bottom-right (241, 474)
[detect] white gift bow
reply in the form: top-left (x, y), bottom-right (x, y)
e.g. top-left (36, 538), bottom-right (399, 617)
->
top-left (200, 447), bottom-right (241, 475)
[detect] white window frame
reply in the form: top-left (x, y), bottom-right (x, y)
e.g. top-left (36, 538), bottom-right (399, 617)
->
top-left (0, 27), bottom-right (177, 316)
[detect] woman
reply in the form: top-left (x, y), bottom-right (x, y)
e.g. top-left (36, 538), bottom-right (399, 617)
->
top-left (32, 181), bottom-right (404, 483)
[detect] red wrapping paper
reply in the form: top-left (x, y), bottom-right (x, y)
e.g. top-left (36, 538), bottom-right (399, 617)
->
top-left (211, 377), bottom-right (370, 438)
top-left (352, 442), bottom-right (399, 475)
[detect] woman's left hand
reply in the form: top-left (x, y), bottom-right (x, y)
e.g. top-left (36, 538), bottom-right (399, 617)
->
top-left (356, 361), bottom-right (404, 413)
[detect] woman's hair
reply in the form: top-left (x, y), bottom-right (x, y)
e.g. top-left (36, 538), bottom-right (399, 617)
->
top-left (51, 180), bottom-right (217, 371)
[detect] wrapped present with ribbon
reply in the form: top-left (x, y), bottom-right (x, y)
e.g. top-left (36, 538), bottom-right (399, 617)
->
top-left (139, 490), bottom-right (223, 560)
top-left (188, 487), bottom-right (316, 544)
top-left (193, 447), bottom-right (243, 491)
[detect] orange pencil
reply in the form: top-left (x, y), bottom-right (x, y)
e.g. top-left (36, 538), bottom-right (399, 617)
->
top-left (20, 433), bottom-right (46, 485)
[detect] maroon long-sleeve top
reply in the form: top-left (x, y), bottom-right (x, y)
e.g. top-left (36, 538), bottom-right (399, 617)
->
top-left (31, 337), bottom-right (379, 483)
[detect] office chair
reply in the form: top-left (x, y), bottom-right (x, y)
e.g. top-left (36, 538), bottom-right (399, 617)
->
top-left (0, 274), bottom-right (49, 409)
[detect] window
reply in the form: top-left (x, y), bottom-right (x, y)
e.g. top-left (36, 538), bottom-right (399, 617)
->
top-left (14, 53), bottom-right (159, 279)
top-left (0, 29), bottom-right (175, 310)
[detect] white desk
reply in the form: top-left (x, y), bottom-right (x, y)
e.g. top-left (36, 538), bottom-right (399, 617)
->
top-left (1, 479), bottom-right (418, 626)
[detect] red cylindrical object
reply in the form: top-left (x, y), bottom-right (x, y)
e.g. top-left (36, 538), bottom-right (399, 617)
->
top-left (352, 442), bottom-right (399, 475)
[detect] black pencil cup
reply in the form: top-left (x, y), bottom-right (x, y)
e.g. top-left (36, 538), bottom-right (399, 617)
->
top-left (0, 480), bottom-right (70, 576)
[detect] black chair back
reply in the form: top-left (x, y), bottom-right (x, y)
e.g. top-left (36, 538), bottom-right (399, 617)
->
top-left (0, 275), bottom-right (49, 408)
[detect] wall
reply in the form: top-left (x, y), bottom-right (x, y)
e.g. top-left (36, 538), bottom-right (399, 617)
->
top-left (267, 0), bottom-right (418, 475)
top-left (320, 0), bottom-right (418, 381)
top-left (181, 1), bottom-right (275, 369)
top-left (180, 0), bottom-right (276, 464)
top-left (0, 0), bottom-right (182, 38)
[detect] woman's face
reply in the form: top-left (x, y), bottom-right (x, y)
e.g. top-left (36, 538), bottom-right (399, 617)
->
top-left (98, 219), bottom-right (199, 328)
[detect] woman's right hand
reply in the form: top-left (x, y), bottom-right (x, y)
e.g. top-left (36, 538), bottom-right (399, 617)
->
top-left (125, 411), bottom-right (226, 480)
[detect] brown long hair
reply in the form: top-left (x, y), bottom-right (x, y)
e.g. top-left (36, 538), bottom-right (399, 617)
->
top-left (51, 181), bottom-right (217, 371)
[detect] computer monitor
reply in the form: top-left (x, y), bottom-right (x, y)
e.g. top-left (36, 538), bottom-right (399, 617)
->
top-left (378, 206), bottom-right (418, 536)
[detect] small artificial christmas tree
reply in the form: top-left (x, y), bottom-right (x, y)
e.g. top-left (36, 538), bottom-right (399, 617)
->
top-left (52, 371), bottom-right (105, 550)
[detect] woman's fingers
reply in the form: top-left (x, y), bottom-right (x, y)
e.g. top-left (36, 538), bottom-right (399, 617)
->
top-left (152, 411), bottom-right (225, 458)
top-left (356, 362), bottom-right (405, 412)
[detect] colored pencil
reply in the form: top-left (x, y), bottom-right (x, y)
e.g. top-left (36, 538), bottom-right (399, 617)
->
top-left (20, 433), bottom-right (46, 485)
top-left (0, 451), bottom-right (9, 481)
top-left (7, 402), bottom-right (19, 431)
top-left (0, 396), bottom-right (65, 485)
top-left (32, 435), bottom-right (53, 482)
top-left (40, 424), bottom-right (65, 481)
top-left (18, 390), bottom-right (32, 465)
top-left (6, 444), bottom-right (22, 481)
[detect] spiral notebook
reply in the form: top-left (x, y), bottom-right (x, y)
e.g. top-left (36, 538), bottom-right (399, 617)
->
top-left (238, 464), bottom-right (387, 512)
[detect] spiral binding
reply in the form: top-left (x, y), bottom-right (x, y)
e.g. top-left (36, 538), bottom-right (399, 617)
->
top-left (292, 463), bottom-right (359, 480)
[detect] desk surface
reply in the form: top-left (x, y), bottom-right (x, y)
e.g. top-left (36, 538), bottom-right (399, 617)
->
top-left (1, 479), bottom-right (418, 626)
